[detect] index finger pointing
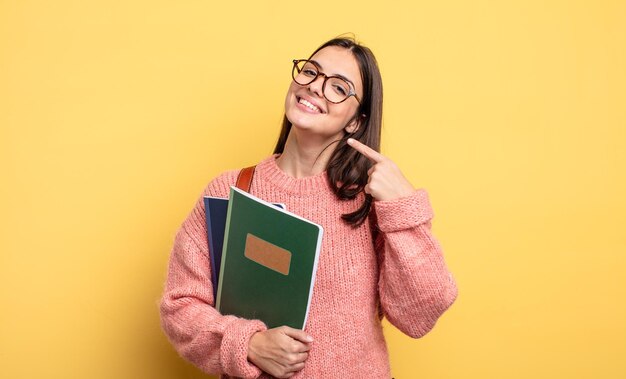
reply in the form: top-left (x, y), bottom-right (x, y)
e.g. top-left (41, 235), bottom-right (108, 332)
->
top-left (347, 138), bottom-right (384, 163)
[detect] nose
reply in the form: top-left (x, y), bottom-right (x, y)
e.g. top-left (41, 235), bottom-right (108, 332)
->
top-left (307, 73), bottom-right (326, 99)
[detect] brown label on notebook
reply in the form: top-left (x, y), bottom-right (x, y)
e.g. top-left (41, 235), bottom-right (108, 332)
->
top-left (244, 233), bottom-right (291, 275)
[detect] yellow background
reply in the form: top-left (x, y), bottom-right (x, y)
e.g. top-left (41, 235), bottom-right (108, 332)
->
top-left (1, 1), bottom-right (625, 378)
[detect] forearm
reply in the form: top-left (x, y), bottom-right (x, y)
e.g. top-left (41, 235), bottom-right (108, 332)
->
top-left (160, 216), bottom-right (266, 377)
top-left (375, 190), bottom-right (458, 338)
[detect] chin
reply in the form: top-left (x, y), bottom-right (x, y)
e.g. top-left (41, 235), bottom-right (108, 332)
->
top-left (286, 109), bottom-right (312, 129)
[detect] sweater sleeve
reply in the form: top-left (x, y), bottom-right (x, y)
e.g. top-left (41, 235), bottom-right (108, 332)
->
top-left (159, 175), bottom-right (267, 378)
top-left (374, 189), bottom-right (458, 338)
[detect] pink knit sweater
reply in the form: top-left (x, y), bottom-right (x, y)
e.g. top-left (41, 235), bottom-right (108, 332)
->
top-left (160, 155), bottom-right (458, 378)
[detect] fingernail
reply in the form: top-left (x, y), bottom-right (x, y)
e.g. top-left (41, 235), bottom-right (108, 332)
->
top-left (347, 138), bottom-right (354, 144)
top-left (306, 335), bottom-right (314, 342)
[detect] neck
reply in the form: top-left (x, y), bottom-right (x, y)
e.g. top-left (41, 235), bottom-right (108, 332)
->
top-left (276, 129), bottom-right (340, 178)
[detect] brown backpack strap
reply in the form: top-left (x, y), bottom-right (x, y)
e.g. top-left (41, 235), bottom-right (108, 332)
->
top-left (235, 165), bottom-right (256, 192)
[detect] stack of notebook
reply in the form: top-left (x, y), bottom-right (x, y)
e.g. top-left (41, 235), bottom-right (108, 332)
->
top-left (203, 187), bottom-right (323, 329)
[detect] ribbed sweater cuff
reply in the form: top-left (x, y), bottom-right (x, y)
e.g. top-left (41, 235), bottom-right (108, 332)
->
top-left (374, 189), bottom-right (434, 232)
top-left (220, 317), bottom-right (267, 378)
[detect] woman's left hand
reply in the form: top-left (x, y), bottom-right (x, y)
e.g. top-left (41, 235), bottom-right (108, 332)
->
top-left (347, 138), bottom-right (416, 201)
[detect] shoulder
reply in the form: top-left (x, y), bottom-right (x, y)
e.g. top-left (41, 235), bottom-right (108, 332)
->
top-left (179, 169), bottom-right (241, 240)
top-left (200, 156), bottom-right (270, 198)
top-left (201, 169), bottom-right (240, 199)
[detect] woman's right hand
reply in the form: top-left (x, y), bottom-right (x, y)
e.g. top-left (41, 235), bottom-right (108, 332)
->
top-left (247, 326), bottom-right (313, 378)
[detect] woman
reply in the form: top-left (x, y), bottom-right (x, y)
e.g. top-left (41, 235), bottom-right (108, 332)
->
top-left (160, 37), bottom-right (458, 378)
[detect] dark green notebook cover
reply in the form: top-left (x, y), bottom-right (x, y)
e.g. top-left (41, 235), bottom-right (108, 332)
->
top-left (215, 187), bottom-right (323, 329)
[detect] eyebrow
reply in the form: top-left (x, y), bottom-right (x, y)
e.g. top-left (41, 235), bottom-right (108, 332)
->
top-left (310, 59), bottom-right (357, 88)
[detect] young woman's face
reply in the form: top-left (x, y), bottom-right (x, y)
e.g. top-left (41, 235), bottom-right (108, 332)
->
top-left (284, 46), bottom-right (363, 143)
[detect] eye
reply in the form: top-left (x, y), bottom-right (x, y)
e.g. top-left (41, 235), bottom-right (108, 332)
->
top-left (333, 85), bottom-right (347, 96)
top-left (301, 62), bottom-right (318, 77)
top-left (302, 68), bottom-right (317, 77)
top-left (330, 80), bottom-right (349, 96)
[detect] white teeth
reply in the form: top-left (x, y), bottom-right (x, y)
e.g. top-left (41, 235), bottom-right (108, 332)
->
top-left (299, 98), bottom-right (320, 112)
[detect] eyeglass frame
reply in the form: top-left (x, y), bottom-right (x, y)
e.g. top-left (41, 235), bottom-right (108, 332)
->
top-left (291, 59), bottom-right (362, 105)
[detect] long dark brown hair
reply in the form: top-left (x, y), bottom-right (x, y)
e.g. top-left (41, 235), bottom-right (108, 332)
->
top-left (273, 37), bottom-right (383, 227)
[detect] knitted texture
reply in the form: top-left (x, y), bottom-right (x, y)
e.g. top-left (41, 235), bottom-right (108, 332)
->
top-left (160, 155), bottom-right (458, 378)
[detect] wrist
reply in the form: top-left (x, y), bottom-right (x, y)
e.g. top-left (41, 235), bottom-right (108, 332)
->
top-left (247, 331), bottom-right (262, 363)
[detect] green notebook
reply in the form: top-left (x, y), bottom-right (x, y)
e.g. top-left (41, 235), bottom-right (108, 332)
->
top-left (216, 186), bottom-right (323, 330)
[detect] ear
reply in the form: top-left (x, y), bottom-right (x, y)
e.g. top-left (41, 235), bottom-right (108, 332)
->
top-left (345, 113), bottom-right (367, 134)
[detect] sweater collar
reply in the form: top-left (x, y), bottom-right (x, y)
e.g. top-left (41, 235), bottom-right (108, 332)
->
top-left (256, 154), bottom-right (331, 195)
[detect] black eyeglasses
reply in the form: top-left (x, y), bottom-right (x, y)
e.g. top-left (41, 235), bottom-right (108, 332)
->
top-left (291, 59), bottom-right (361, 104)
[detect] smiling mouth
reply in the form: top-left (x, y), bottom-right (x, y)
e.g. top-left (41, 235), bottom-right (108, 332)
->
top-left (298, 97), bottom-right (323, 113)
